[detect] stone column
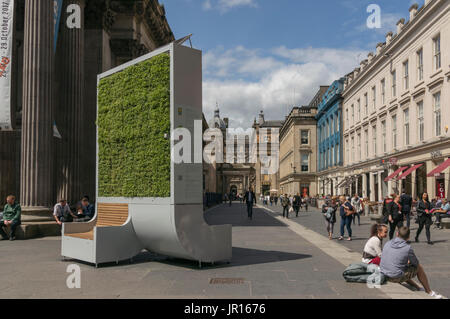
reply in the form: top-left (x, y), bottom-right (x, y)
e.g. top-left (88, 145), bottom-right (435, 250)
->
top-left (427, 161), bottom-right (436, 199)
top-left (20, 0), bottom-right (55, 210)
top-left (369, 173), bottom-right (376, 202)
top-left (387, 167), bottom-right (393, 195)
top-left (445, 170), bottom-right (450, 200)
top-left (55, 0), bottom-right (85, 205)
top-left (362, 173), bottom-right (368, 198)
top-left (411, 170), bottom-right (417, 200)
top-left (355, 176), bottom-right (359, 196)
top-left (377, 172), bottom-right (383, 202)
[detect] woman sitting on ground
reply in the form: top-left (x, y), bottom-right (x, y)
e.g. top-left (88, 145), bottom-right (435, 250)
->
top-left (362, 224), bottom-right (388, 265)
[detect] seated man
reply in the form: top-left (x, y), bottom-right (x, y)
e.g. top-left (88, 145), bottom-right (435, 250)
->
top-left (77, 196), bottom-right (95, 222)
top-left (0, 195), bottom-right (22, 241)
top-left (433, 198), bottom-right (450, 229)
top-left (380, 227), bottom-right (442, 299)
top-left (53, 199), bottom-right (77, 225)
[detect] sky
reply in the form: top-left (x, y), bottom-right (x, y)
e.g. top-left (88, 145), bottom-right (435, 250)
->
top-left (161, 0), bottom-right (425, 128)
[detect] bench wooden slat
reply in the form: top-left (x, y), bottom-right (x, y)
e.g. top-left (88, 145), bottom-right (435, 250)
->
top-left (66, 203), bottom-right (129, 240)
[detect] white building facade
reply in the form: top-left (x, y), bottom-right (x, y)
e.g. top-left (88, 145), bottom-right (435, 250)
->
top-left (342, 0), bottom-right (450, 202)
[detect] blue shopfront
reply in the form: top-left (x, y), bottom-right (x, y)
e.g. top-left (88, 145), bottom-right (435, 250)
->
top-left (316, 79), bottom-right (345, 195)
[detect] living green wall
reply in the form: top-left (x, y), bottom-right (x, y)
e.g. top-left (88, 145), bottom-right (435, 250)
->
top-left (97, 54), bottom-right (171, 198)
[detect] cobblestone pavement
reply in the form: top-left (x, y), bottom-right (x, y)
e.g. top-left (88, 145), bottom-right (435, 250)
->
top-left (263, 202), bottom-right (450, 298)
top-left (0, 203), bottom-right (390, 299)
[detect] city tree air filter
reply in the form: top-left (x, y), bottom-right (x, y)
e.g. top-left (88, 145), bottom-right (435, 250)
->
top-left (61, 43), bottom-right (232, 267)
top-left (97, 54), bottom-right (171, 198)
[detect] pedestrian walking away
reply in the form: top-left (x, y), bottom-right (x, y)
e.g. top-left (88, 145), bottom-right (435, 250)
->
top-left (281, 194), bottom-right (291, 219)
top-left (244, 187), bottom-right (257, 220)
top-left (293, 193), bottom-right (301, 217)
top-left (400, 191), bottom-right (413, 229)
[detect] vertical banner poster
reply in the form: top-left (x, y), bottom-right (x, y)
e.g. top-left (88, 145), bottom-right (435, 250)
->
top-left (0, 0), bottom-right (14, 130)
top-left (54, 0), bottom-right (63, 52)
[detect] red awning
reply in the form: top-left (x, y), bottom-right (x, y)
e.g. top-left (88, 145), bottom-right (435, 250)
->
top-left (384, 166), bottom-right (409, 182)
top-left (398, 164), bottom-right (424, 180)
top-left (427, 158), bottom-right (450, 177)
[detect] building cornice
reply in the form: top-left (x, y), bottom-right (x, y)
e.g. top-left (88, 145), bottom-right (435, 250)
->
top-left (343, 0), bottom-right (448, 98)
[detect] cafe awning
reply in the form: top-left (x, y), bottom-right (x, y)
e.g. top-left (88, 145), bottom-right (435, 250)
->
top-left (337, 178), bottom-right (349, 188)
top-left (427, 158), bottom-right (450, 177)
top-left (384, 166), bottom-right (409, 182)
top-left (398, 164), bottom-right (424, 180)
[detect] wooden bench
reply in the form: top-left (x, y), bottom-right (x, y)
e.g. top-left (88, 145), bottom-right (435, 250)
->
top-left (67, 203), bottom-right (129, 240)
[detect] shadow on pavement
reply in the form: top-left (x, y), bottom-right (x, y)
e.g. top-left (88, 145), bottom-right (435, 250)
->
top-left (121, 247), bottom-right (312, 270)
top-left (205, 204), bottom-right (288, 227)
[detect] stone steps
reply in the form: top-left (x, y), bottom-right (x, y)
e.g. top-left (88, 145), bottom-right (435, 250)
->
top-left (3, 221), bottom-right (61, 240)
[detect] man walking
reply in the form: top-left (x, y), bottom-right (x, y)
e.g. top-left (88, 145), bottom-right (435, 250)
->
top-left (244, 187), bottom-right (257, 220)
top-left (400, 191), bottom-right (413, 229)
top-left (281, 194), bottom-right (291, 219)
top-left (293, 193), bottom-right (301, 217)
top-left (0, 195), bottom-right (22, 241)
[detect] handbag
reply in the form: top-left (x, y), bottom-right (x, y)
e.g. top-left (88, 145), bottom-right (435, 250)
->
top-left (289, 207), bottom-right (294, 213)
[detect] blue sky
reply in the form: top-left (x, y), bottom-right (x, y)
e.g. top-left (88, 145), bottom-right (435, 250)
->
top-left (161, 0), bottom-right (424, 127)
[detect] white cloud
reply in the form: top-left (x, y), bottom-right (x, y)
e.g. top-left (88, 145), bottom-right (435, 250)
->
top-left (203, 0), bottom-right (258, 13)
top-left (203, 46), bottom-right (367, 128)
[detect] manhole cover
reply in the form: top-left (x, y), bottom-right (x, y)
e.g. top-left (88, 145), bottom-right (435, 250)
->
top-left (209, 278), bottom-right (245, 285)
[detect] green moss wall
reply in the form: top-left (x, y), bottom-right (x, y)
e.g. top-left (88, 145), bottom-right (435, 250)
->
top-left (97, 54), bottom-right (171, 198)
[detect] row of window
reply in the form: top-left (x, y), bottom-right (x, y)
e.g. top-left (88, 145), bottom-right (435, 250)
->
top-left (345, 91), bottom-right (442, 164)
top-left (319, 144), bottom-right (340, 171)
top-left (318, 114), bottom-right (339, 144)
top-left (345, 34), bottom-right (441, 128)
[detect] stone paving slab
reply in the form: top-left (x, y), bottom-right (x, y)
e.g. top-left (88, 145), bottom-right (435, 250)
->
top-left (0, 203), bottom-right (388, 299)
top-left (262, 203), bottom-right (449, 299)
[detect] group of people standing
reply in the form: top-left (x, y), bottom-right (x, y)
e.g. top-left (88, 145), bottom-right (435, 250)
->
top-left (382, 191), bottom-right (449, 245)
top-left (279, 193), bottom-right (309, 219)
top-left (321, 194), bottom-right (364, 241)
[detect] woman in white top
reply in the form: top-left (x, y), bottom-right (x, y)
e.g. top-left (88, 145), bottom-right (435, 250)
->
top-left (362, 224), bottom-right (388, 265)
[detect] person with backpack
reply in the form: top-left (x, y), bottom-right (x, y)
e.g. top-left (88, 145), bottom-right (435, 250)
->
top-left (387, 194), bottom-right (403, 240)
top-left (322, 199), bottom-right (337, 240)
top-left (281, 194), bottom-right (291, 219)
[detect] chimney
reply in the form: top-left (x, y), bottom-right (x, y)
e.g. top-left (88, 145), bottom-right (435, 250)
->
top-left (409, 3), bottom-right (419, 21)
top-left (386, 31), bottom-right (393, 45)
top-left (397, 18), bottom-right (405, 34)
